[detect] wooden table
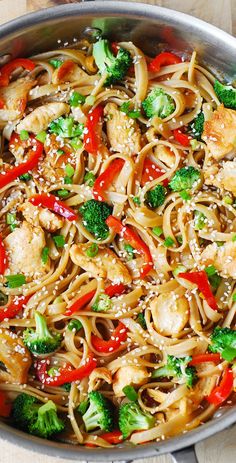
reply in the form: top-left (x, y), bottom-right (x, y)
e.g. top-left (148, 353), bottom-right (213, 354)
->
top-left (0, 0), bottom-right (235, 462)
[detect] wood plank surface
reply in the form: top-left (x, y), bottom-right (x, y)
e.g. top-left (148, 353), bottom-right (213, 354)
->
top-left (0, 1), bottom-right (235, 463)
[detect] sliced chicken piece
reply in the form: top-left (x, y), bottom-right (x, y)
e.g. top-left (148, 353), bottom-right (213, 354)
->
top-left (70, 243), bottom-right (132, 284)
top-left (104, 102), bottom-right (141, 155)
top-left (113, 366), bottom-right (149, 397)
top-left (150, 293), bottom-right (189, 336)
top-left (52, 60), bottom-right (91, 85)
top-left (4, 221), bottom-right (48, 278)
top-left (202, 105), bottom-right (236, 160)
top-left (19, 201), bottom-right (63, 232)
top-left (154, 144), bottom-right (175, 168)
top-left (213, 161), bottom-right (236, 195)
top-left (0, 78), bottom-right (36, 121)
top-left (16, 102), bottom-right (70, 134)
top-left (88, 367), bottom-right (112, 392)
top-left (38, 133), bottom-right (75, 185)
top-left (0, 329), bottom-right (31, 384)
top-left (71, 105), bottom-right (87, 124)
top-left (200, 241), bottom-right (236, 278)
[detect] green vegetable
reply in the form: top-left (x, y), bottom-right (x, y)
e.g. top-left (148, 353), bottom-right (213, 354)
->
top-left (188, 112), bottom-right (205, 141)
top-left (77, 399), bottom-right (89, 415)
top-left (93, 39), bottom-right (132, 86)
top-left (118, 402), bottom-right (155, 439)
top-left (67, 319), bottom-right (83, 332)
top-left (36, 131), bottom-right (47, 143)
top-left (57, 189), bottom-right (69, 198)
top-left (81, 391), bottom-right (114, 432)
top-left (179, 190), bottom-right (191, 201)
top-left (49, 59), bottom-right (63, 69)
top-left (232, 234), bottom-right (236, 242)
top-left (41, 247), bottom-right (49, 265)
top-left (152, 355), bottom-right (197, 388)
top-left (124, 243), bottom-right (134, 259)
top-left (145, 185), bottom-right (166, 209)
top-left (6, 212), bottom-right (17, 232)
top-left (61, 382), bottom-right (71, 392)
top-left (133, 196), bottom-right (141, 206)
top-left (79, 199), bottom-right (112, 240)
top-left (23, 311), bottom-right (61, 355)
top-left (122, 385), bottom-right (138, 401)
top-left (20, 130), bottom-right (29, 141)
top-left (64, 176), bottom-right (72, 185)
top-left (120, 101), bottom-right (141, 119)
top-left (57, 149), bottom-right (64, 156)
top-left (70, 137), bottom-right (82, 151)
top-left (6, 274), bottom-right (26, 288)
top-left (12, 393), bottom-right (64, 438)
top-left (19, 173), bottom-right (32, 181)
top-left (53, 235), bottom-right (65, 248)
top-left (152, 226), bottom-right (163, 237)
top-left (49, 116), bottom-right (84, 139)
top-left (164, 236), bottom-right (175, 248)
top-left (233, 293), bottom-right (236, 302)
top-left (205, 265), bottom-right (221, 290)
top-left (85, 243), bottom-right (99, 258)
top-left (176, 235), bottom-right (183, 244)
top-left (194, 210), bottom-right (206, 230)
top-left (169, 166), bottom-right (201, 192)
top-left (136, 312), bottom-right (147, 330)
top-left (142, 87), bottom-right (175, 119)
top-left (209, 326), bottom-right (236, 361)
top-left (85, 95), bottom-right (96, 106)
top-left (69, 91), bottom-right (86, 107)
top-left (92, 294), bottom-right (112, 312)
top-left (173, 265), bottom-right (187, 277)
top-left (84, 172), bottom-right (96, 187)
top-left (214, 79), bottom-right (236, 109)
top-left (65, 164), bottom-right (74, 178)
top-left (223, 195), bottom-right (233, 205)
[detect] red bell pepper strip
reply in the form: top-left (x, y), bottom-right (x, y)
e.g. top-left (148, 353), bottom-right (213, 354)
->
top-left (141, 158), bottom-right (169, 187)
top-left (178, 271), bottom-right (218, 311)
top-left (36, 352), bottom-right (97, 387)
top-left (148, 52), bottom-right (181, 73)
top-left (207, 368), bottom-right (233, 406)
top-left (189, 353), bottom-right (221, 366)
top-left (84, 105), bottom-right (104, 155)
top-left (100, 430), bottom-right (123, 444)
top-left (29, 193), bottom-right (78, 222)
top-left (0, 135), bottom-right (43, 189)
top-left (0, 58), bottom-right (35, 87)
top-left (91, 321), bottom-right (128, 353)
top-left (173, 128), bottom-right (192, 147)
top-left (93, 158), bottom-right (125, 201)
top-left (65, 283), bottom-right (126, 316)
top-left (0, 237), bottom-right (7, 275)
top-left (0, 391), bottom-right (11, 417)
top-left (106, 216), bottom-right (153, 278)
top-left (0, 295), bottom-right (31, 322)
top-left (0, 98), bottom-right (5, 109)
top-left (111, 42), bottom-right (119, 55)
top-left (56, 60), bottom-right (75, 82)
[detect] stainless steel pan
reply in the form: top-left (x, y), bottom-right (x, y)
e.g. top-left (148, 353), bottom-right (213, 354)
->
top-left (0, 2), bottom-right (235, 462)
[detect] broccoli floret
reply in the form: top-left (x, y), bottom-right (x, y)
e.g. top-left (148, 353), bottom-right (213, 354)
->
top-left (29, 400), bottom-right (64, 439)
top-left (49, 116), bottom-right (84, 138)
top-left (152, 355), bottom-right (197, 388)
top-left (142, 88), bottom-right (175, 119)
top-left (93, 39), bottom-right (132, 86)
top-left (79, 199), bottom-right (112, 240)
top-left (209, 326), bottom-right (236, 361)
top-left (82, 391), bottom-right (114, 432)
top-left (189, 112), bottom-right (205, 141)
top-left (12, 393), bottom-right (64, 439)
top-left (214, 79), bottom-right (236, 109)
top-left (92, 294), bottom-right (112, 312)
top-left (145, 185), bottom-right (166, 209)
top-left (23, 311), bottom-right (61, 355)
top-left (118, 402), bottom-right (155, 439)
top-left (169, 166), bottom-right (201, 192)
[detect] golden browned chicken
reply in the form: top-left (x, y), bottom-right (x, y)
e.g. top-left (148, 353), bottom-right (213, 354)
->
top-left (19, 201), bottom-right (64, 232)
top-left (104, 102), bottom-right (141, 155)
top-left (0, 329), bottom-right (31, 384)
top-left (150, 293), bottom-right (189, 336)
top-left (202, 105), bottom-right (236, 160)
top-left (200, 240), bottom-right (236, 278)
top-left (16, 102), bottom-right (70, 134)
top-left (113, 366), bottom-right (149, 397)
top-left (0, 78), bottom-right (36, 121)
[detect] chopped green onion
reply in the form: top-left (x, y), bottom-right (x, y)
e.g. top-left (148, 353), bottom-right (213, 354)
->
top-left (84, 171), bottom-right (96, 187)
top-left (53, 235), bottom-right (65, 248)
top-left (64, 176), bottom-right (72, 185)
top-left (49, 117), bottom-right (84, 138)
top-left (57, 189), bottom-right (69, 198)
top-left (164, 236), bottom-right (175, 248)
top-left (177, 235), bottom-right (183, 244)
top-left (57, 149), bottom-right (64, 156)
top-left (20, 130), bottom-right (29, 141)
top-left (232, 234), bottom-right (236, 242)
top-left (6, 274), bottom-right (26, 288)
top-left (133, 196), bottom-right (141, 206)
top-left (194, 210), bottom-right (206, 230)
top-left (233, 293), bottom-right (236, 302)
top-left (190, 139), bottom-right (199, 150)
top-left (120, 101), bottom-right (141, 119)
top-left (124, 243), bottom-right (134, 259)
top-left (205, 265), bottom-right (221, 290)
top-left (136, 313), bottom-right (147, 330)
top-left (19, 173), bottom-right (32, 181)
top-left (152, 226), bottom-right (163, 237)
top-left (49, 59), bottom-right (63, 69)
top-left (173, 265), bottom-right (187, 276)
top-left (41, 247), bottom-right (49, 265)
top-left (6, 213), bottom-right (17, 232)
top-left (85, 95), bottom-right (95, 106)
top-left (69, 91), bottom-right (86, 107)
top-left (48, 367), bottom-right (59, 377)
top-left (223, 195), bottom-right (233, 205)
top-left (86, 243), bottom-right (99, 258)
top-left (122, 385), bottom-right (138, 401)
top-left (205, 265), bottom-right (217, 277)
top-left (65, 164), bottom-right (75, 178)
top-left (92, 294), bottom-right (112, 312)
top-left (68, 319), bottom-right (83, 332)
top-left (179, 190), bottom-right (191, 201)
top-left (70, 137), bottom-right (82, 151)
top-left (77, 400), bottom-right (89, 415)
top-left (36, 131), bottom-right (47, 143)
top-left (216, 241), bottom-right (224, 247)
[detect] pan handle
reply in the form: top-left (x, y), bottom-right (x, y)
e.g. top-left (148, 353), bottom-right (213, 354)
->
top-left (171, 445), bottom-right (198, 463)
